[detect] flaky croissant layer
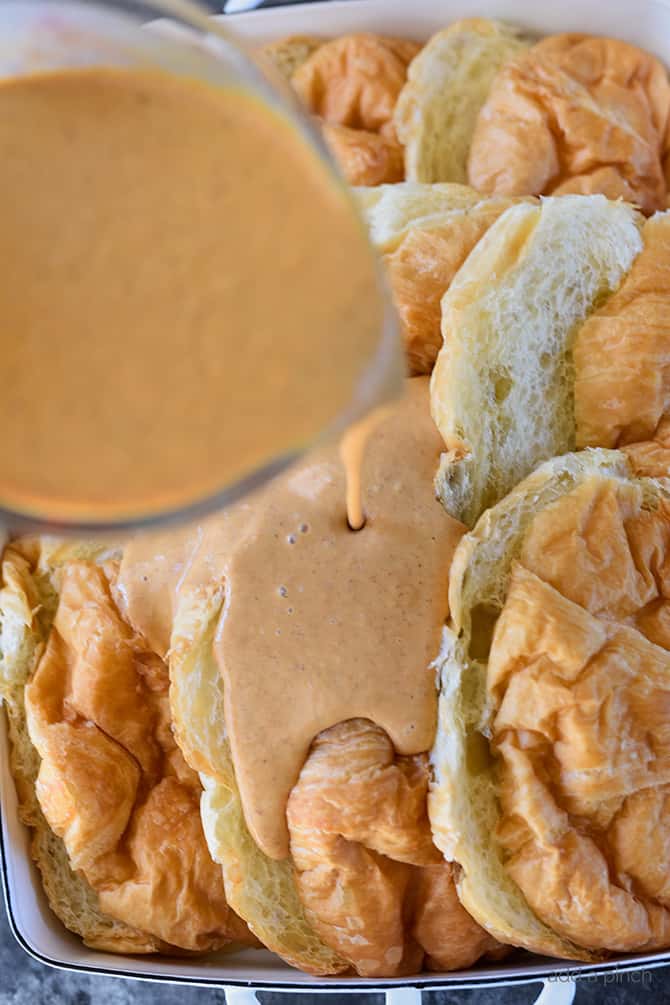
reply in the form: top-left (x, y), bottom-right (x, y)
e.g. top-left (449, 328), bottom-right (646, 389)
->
top-left (21, 553), bottom-right (252, 953)
top-left (288, 719), bottom-right (503, 976)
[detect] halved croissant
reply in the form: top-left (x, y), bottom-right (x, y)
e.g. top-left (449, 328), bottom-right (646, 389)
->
top-left (288, 719), bottom-right (504, 977)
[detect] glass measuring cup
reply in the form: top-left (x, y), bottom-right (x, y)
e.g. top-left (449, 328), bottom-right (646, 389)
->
top-left (0, 0), bottom-right (402, 535)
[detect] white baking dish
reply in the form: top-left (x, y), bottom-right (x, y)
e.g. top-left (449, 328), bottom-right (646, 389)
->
top-left (3, 0), bottom-right (670, 999)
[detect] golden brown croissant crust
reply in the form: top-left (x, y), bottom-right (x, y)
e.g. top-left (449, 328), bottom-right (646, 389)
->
top-left (287, 719), bottom-right (502, 976)
top-left (292, 34), bottom-right (419, 185)
top-left (293, 34), bottom-right (420, 134)
top-left (624, 416), bottom-right (670, 478)
top-left (575, 213), bottom-right (670, 462)
top-left (320, 121), bottom-right (404, 187)
top-left (490, 476), bottom-right (670, 952)
top-left (382, 196), bottom-right (523, 375)
top-left (24, 559), bottom-right (252, 953)
top-left (469, 34), bottom-right (670, 214)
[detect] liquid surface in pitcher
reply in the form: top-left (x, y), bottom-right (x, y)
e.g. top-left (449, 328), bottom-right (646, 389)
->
top-left (0, 66), bottom-right (386, 522)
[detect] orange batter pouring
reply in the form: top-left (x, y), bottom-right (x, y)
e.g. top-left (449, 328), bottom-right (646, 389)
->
top-left (119, 379), bottom-right (463, 860)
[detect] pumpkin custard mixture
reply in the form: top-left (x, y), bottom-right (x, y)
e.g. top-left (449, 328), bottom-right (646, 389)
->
top-left (6, 11), bottom-right (670, 982)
